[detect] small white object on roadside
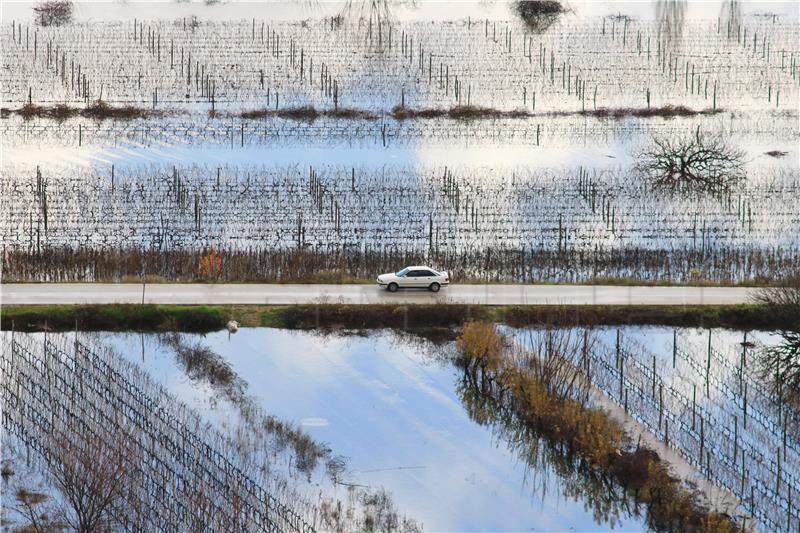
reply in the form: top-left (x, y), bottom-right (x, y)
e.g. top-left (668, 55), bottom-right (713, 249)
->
top-left (226, 320), bottom-right (239, 333)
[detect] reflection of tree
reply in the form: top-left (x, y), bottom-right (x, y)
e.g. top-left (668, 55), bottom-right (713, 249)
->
top-left (655, 0), bottom-right (687, 53)
top-left (453, 324), bottom-right (735, 532)
top-left (341, 0), bottom-right (417, 24)
top-left (719, 0), bottom-right (742, 35)
top-left (759, 331), bottom-right (800, 429)
top-left (455, 368), bottom-right (633, 529)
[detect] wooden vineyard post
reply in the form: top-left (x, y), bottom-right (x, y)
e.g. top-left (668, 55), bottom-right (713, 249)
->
top-left (699, 415), bottom-right (705, 468)
top-left (740, 448), bottom-right (746, 496)
top-left (616, 330), bottom-right (624, 401)
top-left (672, 329), bottom-right (677, 368)
top-left (706, 330), bottom-right (711, 397)
top-left (740, 331), bottom-right (747, 394)
top-left (582, 329), bottom-right (589, 376)
top-left (743, 381), bottom-right (748, 429)
top-left (651, 354), bottom-right (656, 397)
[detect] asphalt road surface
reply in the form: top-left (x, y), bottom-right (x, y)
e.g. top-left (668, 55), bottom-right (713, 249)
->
top-left (1, 284), bottom-right (756, 306)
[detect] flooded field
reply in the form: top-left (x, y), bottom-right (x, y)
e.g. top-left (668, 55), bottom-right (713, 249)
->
top-left (3, 325), bottom-right (798, 531)
top-left (1, 1), bottom-right (799, 531)
top-left (1, 0), bottom-right (798, 283)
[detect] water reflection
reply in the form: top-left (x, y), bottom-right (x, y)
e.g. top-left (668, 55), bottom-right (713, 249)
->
top-left (759, 330), bottom-right (800, 430)
top-left (655, 0), bottom-right (687, 53)
top-left (106, 328), bottom-right (650, 531)
top-left (454, 340), bottom-right (640, 530)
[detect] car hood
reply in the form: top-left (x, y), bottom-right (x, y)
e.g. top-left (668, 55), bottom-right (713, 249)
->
top-left (377, 273), bottom-right (397, 281)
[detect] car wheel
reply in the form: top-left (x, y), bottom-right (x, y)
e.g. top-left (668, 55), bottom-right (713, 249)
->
top-left (429, 282), bottom-right (440, 293)
top-left (387, 282), bottom-right (399, 293)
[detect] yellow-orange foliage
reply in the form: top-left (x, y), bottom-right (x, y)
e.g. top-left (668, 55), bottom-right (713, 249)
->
top-left (456, 322), bottom-right (503, 370)
top-left (199, 248), bottom-right (223, 280)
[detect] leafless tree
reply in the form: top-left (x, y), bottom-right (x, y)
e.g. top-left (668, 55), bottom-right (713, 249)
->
top-left (46, 429), bottom-right (138, 533)
top-left (33, 1), bottom-right (73, 26)
top-left (635, 132), bottom-right (746, 192)
top-left (13, 488), bottom-right (62, 533)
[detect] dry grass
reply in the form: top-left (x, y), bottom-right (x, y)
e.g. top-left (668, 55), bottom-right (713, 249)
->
top-left (391, 104), bottom-right (529, 121)
top-left (238, 106), bottom-right (378, 120)
top-left (16, 101), bottom-right (150, 121)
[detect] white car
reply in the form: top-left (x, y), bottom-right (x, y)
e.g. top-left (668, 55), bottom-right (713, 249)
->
top-left (377, 266), bottom-right (450, 292)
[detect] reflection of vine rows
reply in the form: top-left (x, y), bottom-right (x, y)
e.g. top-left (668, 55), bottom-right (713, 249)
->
top-left (1, 335), bottom-right (314, 533)
top-left (578, 332), bottom-right (799, 532)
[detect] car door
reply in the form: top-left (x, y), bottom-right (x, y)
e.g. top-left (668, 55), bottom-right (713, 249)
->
top-left (416, 270), bottom-right (436, 287)
top-left (404, 270), bottom-right (424, 287)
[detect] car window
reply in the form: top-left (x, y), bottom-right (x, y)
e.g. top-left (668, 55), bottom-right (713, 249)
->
top-left (406, 270), bottom-right (422, 277)
top-left (396, 268), bottom-right (410, 277)
top-left (418, 270), bottom-right (435, 277)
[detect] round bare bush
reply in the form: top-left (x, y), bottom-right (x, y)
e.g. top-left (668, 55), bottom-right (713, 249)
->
top-left (515, 1), bottom-right (566, 33)
top-left (636, 132), bottom-right (746, 192)
top-left (34, 1), bottom-right (73, 26)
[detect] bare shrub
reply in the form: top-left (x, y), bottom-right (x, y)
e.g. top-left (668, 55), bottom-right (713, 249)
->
top-left (636, 132), bottom-right (746, 192)
top-left (514, 1), bottom-right (566, 33)
top-left (49, 428), bottom-right (138, 533)
top-left (511, 327), bottom-right (594, 404)
top-left (159, 333), bottom-right (331, 474)
top-left (13, 488), bottom-right (62, 533)
top-left (753, 272), bottom-right (800, 328)
top-left (33, 1), bottom-right (73, 26)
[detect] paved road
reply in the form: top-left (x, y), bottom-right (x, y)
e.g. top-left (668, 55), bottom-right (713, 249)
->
top-left (0, 283), bottom-right (757, 306)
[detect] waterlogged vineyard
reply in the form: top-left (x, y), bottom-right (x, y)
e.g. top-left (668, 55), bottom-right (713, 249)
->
top-left (2, 13), bottom-right (799, 111)
top-left (513, 327), bottom-right (800, 533)
top-left (0, 1), bottom-right (800, 282)
top-left (3, 161), bottom-right (799, 282)
top-left (1, 1), bottom-right (798, 283)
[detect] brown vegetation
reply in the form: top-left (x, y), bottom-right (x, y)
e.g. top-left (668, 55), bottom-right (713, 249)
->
top-left (392, 104), bottom-right (530, 120)
top-left (239, 106), bottom-right (378, 120)
top-left (455, 323), bottom-right (738, 532)
top-left (5, 244), bottom-right (790, 285)
top-left (16, 101), bottom-right (150, 121)
top-left (579, 105), bottom-right (721, 119)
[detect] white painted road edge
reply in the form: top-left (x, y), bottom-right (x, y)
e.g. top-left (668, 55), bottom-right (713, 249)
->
top-left (0, 284), bottom-right (757, 306)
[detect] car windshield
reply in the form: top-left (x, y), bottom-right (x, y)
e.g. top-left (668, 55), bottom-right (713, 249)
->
top-left (396, 268), bottom-right (410, 277)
